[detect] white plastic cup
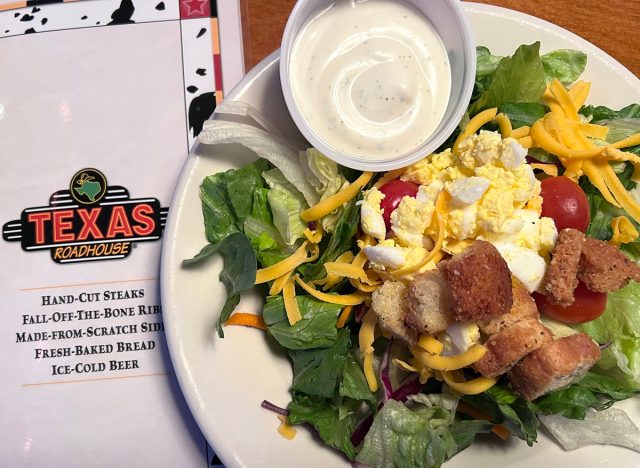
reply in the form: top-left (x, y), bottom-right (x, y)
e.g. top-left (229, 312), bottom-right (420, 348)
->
top-left (280, 0), bottom-right (476, 171)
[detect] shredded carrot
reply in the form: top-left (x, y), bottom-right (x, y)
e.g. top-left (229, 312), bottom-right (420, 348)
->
top-left (456, 401), bottom-right (511, 440)
top-left (336, 305), bottom-right (354, 328)
top-left (224, 312), bottom-right (267, 331)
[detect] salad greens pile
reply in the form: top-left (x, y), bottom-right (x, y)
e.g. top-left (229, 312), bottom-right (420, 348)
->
top-left (186, 41), bottom-right (640, 467)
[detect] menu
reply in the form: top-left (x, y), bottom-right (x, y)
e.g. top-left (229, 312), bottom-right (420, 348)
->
top-left (0, 0), bottom-right (240, 465)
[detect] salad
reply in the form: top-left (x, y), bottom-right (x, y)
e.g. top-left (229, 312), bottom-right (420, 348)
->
top-left (184, 42), bottom-right (640, 467)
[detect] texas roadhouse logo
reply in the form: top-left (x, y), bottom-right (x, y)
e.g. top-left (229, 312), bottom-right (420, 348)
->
top-left (2, 168), bottom-right (168, 263)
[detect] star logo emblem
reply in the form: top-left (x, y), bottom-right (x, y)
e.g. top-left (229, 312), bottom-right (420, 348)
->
top-left (180, 0), bottom-right (209, 18)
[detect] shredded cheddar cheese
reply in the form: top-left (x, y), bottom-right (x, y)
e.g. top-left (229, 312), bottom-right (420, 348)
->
top-left (283, 276), bottom-right (302, 326)
top-left (324, 262), bottom-right (369, 282)
top-left (294, 275), bottom-right (366, 306)
top-left (277, 415), bottom-right (297, 440)
top-left (417, 335), bottom-right (444, 354)
top-left (454, 107), bottom-right (498, 154)
top-left (526, 78), bottom-right (640, 222)
top-left (336, 305), bottom-right (354, 328)
top-left (410, 343), bottom-right (487, 371)
top-left (517, 136), bottom-right (534, 148)
top-left (255, 241), bottom-right (314, 284)
top-left (441, 371), bottom-right (497, 395)
top-left (373, 168), bottom-right (405, 189)
top-left (611, 216), bottom-right (640, 245)
top-left (269, 269), bottom-right (294, 296)
top-left (301, 171), bottom-right (373, 222)
top-left (392, 358), bottom-right (419, 373)
top-left (303, 225), bottom-right (323, 244)
top-left (510, 125), bottom-right (530, 140)
top-left (530, 163), bottom-right (559, 177)
top-left (363, 347), bottom-right (378, 392)
top-left (495, 112), bottom-right (513, 138)
top-left (568, 80), bottom-right (590, 109)
top-left (359, 309), bottom-right (377, 353)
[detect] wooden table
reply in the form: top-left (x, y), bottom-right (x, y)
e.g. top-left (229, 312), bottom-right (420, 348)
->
top-left (239, 0), bottom-right (640, 78)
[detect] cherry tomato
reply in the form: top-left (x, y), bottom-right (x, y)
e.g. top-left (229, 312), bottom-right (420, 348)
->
top-left (533, 281), bottom-right (607, 324)
top-left (540, 176), bottom-right (590, 232)
top-left (379, 180), bottom-right (419, 230)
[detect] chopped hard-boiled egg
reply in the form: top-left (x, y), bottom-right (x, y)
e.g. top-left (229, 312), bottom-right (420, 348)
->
top-left (491, 241), bottom-right (547, 292)
top-left (359, 187), bottom-right (386, 241)
top-left (391, 196), bottom-right (435, 247)
top-left (479, 209), bottom-right (558, 256)
top-left (363, 242), bottom-right (406, 270)
top-left (446, 177), bottom-right (490, 205)
top-left (364, 130), bottom-right (557, 282)
top-left (445, 321), bottom-right (480, 354)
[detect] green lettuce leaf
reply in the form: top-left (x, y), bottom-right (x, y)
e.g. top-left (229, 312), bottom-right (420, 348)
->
top-left (578, 163), bottom-right (640, 259)
top-left (288, 329), bottom-right (351, 398)
top-left (356, 395), bottom-right (491, 468)
top-left (581, 103), bottom-right (640, 152)
top-left (182, 233), bottom-right (257, 337)
top-left (581, 103), bottom-right (640, 122)
top-left (535, 372), bottom-right (635, 419)
top-left (339, 352), bottom-right (377, 406)
top-left (287, 393), bottom-right (358, 460)
top-left (469, 42), bottom-right (547, 116)
top-left (462, 383), bottom-right (538, 446)
top-left (298, 197), bottom-right (360, 281)
top-left (473, 46), bottom-right (585, 101)
top-left (200, 174), bottom-right (241, 244)
top-left (476, 46), bottom-right (502, 81)
top-left (541, 49), bottom-right (587, 84)
top-left (301, 148), bottom-right (348, 232)
top-left (574, 282), bottom-right (640, 391)
top-left (199, 159), bottom-right (272, 244)
top-left (243, 187), bottom-right (294, 267)
top-left (498, 102), bottom-right (547, 129)
top-left (262, 168), bottom-right (309, 245)
top-left (263, 295), bottom-right (342, 350)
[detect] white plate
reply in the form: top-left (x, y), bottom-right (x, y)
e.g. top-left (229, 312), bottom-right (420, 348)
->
top-left (161, 3), bottom-right (640, 467)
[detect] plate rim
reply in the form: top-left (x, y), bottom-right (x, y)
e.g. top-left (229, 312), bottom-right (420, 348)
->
top-left (160, 3), bottom-right (640, 467)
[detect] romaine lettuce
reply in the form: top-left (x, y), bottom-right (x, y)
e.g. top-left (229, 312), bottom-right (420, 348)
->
top-left (263, 295), bottom-right (342, 350)
top-left (287, 393), bottom-right (359, 460)
top-left (469, 42), bottom-right (547, 116)
top-left (300, 148), bottom-right (348, 232)
top-left (356, 395), bottom-right (492, 468)
top-left (262, 168), bottom-right (309, 245)
top-left (183, 233), bottom-right (257, 337)
top-left (574, 281), bottom-right (640, 391)
top-left (540, 49), bottom-right (587, 84)
top-left (470, 43), bottom-right (587, 117)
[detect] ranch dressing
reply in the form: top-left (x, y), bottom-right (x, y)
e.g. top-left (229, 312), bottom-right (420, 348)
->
top-left (289, 0), bottom-right (451, 160)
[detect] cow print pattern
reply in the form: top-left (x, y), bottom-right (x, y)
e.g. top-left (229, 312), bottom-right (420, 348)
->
top-left (0, 0), bottom-right (220, 148)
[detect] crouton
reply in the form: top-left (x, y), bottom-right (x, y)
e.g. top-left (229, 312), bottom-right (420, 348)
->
top-left (508, 332), bottom-right (601, 401)
top-left (578, 237), bottom-right (640, 292)
top-left (479, 283), bottom-right (539, 336)
top-left (371, 281), bottom-right (417, 345)
top-left (405, 270), bottom-right (451, 335)
top-left (440, 240), bottom-right (513, 321)
top-left (474, 318), bottom-right (552, 378)
top-left (544, 228), bottom-right (585, 306)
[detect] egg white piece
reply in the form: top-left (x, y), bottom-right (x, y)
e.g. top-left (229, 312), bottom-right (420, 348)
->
top-left (360, 201), bottom-right (386, 240)
top-left (446, 176), bottom-right (490, 205)
top-left (416, 180), bottom-right (444, 204)
top-left (363, 245), bottom-right (406, 270)
top-left (492, 241), bottom-right (547, 292)
top-left (445, 321), bottom-right (480, 353)
top-left (500, 139), bottom-right (528, 169)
